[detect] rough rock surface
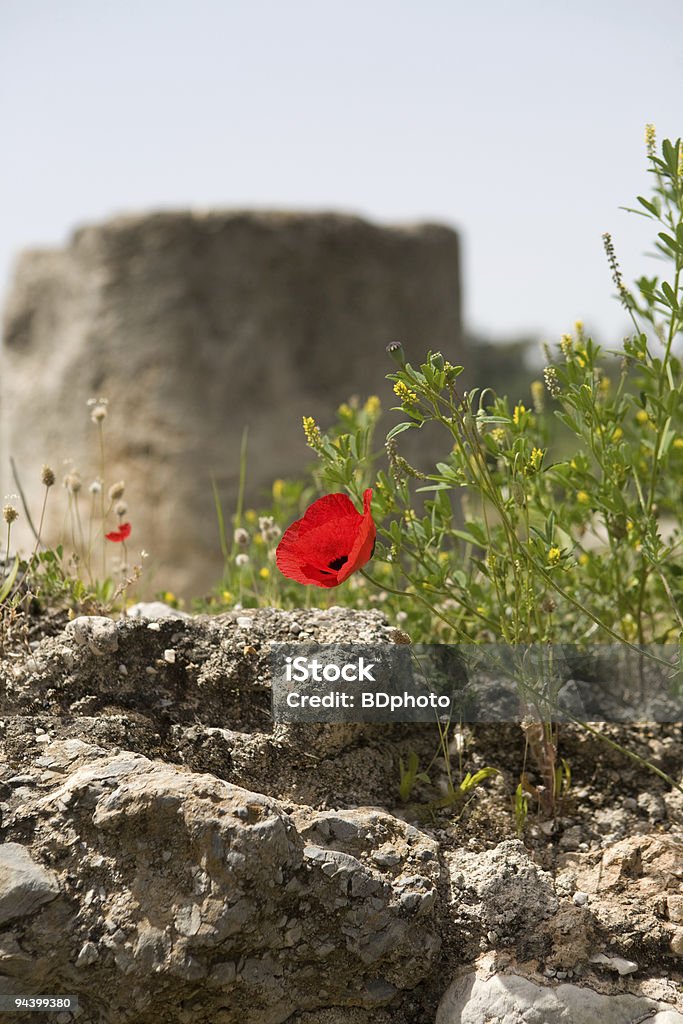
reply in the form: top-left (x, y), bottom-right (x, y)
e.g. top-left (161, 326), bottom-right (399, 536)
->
top-left (436, 959), bottom-right (683, 1024)
top-left (0, 210), bottom-right (462, 595)
top-left (1, 747), bottom-right (440, 1023)
top-left (0, 607), bottom-right (681, 1023)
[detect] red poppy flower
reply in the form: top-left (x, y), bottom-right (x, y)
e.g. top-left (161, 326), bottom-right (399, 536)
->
top-left (105, 522), bottom-right (131, 543)
top-left (276, 489), bottom-right (376, 588)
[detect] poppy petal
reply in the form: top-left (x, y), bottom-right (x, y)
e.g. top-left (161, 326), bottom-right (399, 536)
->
top-left (105, 522), bottom-right (132, 543)
top-left (276, 490), bottom-right (375, 588)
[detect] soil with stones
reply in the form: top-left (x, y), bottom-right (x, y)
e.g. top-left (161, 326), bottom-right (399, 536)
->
top-left (0, 605), bottom-right (681, 1024)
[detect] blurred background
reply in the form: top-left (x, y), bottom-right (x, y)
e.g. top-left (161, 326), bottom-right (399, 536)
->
top-left (2, 0), bottom-right (682, 347)
top-left (1, 0), bottom-right (682, 597)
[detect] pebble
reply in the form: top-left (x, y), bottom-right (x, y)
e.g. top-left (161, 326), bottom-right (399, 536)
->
top-left (163, 649), bottom-right (176, 664)
top-left (65, 615), bottom-right (119, 656)
top-left (572, 891), bottom-right (589, 907)
top-left (637, 791), bottom-right (667, 821)
top-left (590, 952), bottom-right (638, 975)
top-left (236, 617), bottom-right (252, 630)
top-left (146, 621), bottom-right (161, 632)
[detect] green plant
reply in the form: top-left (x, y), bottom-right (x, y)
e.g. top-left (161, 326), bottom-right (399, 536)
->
top-left (1, 398), bottom-right (145, 619)
top-left (398, 750), bottom-right (431, 802)
top-left (302, 134), bottom-right (682, 650)
top-left (288, 130), bottom-right (682, 811)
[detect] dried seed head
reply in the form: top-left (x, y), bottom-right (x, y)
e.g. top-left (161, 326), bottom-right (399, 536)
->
top-left (2, 504), bottom-right (18, 524)
top-left (235, 553), bottom-right (250, 567)
top-left (90, 404), bottom-right (108, 424)
top-left (108, 481), bottom-right (125, 500)
top-left (41, 465), bottom-right (56, 487)
top-left (234, 527), bottom-right (250, 546)
top-left (258, 516), bottom-right (281, 543)
top-left (114, 500), bottom-right (128, 517)
top-left (89, 480), bottom-right (102, 495)
top-left (63, 472), bottom-right (82, 494)
top-left (602, 232), bottom-right (633, 309)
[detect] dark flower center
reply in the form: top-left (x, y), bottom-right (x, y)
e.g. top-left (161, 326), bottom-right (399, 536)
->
top-left (328, 554), bottom-right (348, 571)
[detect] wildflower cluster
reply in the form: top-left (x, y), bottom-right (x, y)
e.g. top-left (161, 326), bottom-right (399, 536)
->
top-left (298, 133), bottom-right (683, 650)
top-left (1, 398), bottom-right (145, 616)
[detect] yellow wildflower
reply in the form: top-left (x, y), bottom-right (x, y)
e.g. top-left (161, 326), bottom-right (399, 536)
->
top-left (673, 438), bottom-right (683, 451)
top-left (222, 590), bottom-right (233, 604)
top-left (529, 447), bottom-right (544, 472)
top-left (635, 409), bottom-right (649, 425)
top-left (577, 491), bottom-right (590, 504)
top-left (364, 395), bottom-right (381, 416)
top-left (578, 553), bottom-right (589, 566)
top-left (393, 381), bottom-right (418, 404)
top-left (303, 415), bottom-right (323, 450)
top-left (512, 403), bottom-right (526, 426)
top-left (621, 613), bottom-right (637, 640)
top-left (259, 567), bottom-right (270, 580)
top-left (337, 403), bottom-right (353, 418)
top-left (548, 546), bottom-right (561, 566)
top-left (272, 479), bottom-right (285, 501)
top-left (530, 381), bottom-right (544, 414)
top-left (612, 427), bottom-right (623, 441)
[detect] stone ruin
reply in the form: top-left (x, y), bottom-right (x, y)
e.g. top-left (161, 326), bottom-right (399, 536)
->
top-left (0, 210), bottom-right (462, 596)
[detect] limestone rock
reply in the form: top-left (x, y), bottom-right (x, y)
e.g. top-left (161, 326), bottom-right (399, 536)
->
top-left (0, 842), bottom-right (60, 926)
top-left (3, 750), bottom-right (440, 1023)
top-left (447, 839), bottom-right (559, 957)
top-left (1, 210), bottom-right (462, 596)
top-left (436, 969), bottom-right (683, 1024)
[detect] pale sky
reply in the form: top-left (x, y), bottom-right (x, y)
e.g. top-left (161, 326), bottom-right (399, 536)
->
top-left (1, 0), bottom-right (682, 345)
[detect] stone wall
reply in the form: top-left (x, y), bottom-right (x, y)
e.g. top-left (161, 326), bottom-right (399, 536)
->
top-left (1, 211), bottom-right (462, 596)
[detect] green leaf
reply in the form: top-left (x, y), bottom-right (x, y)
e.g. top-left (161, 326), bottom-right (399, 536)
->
top-left (452, 527), bottom-right (487, 547)
top-left (661, 281), bottom-right (679, 311)
top-left (386, 422), bottom-right (416, 441)
top-left (637, 195), bottom-right (660, 217)
top-left (0, 556), bottom-right (19, 603)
